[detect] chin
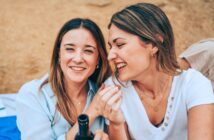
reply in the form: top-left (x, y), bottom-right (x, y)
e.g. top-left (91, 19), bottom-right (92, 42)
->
top-left (73, 79), bottom-right (87, 84)
top-left (68, 75), bottom-right (87, 83)
top-left (118, 75), bottom-right (130, 82)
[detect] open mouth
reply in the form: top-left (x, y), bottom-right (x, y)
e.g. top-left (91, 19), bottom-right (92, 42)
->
top-left (115, 62), bottom-right (127, 75)
top-left (116, 62), bottom-right (127, 70)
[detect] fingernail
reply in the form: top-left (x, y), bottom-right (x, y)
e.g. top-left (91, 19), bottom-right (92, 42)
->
top-left (116, 85), bottom-right (121, 90)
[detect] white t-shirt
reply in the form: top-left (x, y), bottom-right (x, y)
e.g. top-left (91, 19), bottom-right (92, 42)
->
top-left (179, 38), bottom-right (214, 90)
top-left (105, 69), bottom-right (214, 140)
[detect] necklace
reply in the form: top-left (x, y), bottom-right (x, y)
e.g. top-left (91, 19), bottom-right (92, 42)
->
top-left (134, 76), bottom-right (171, 112)
top-left (74, 101), bottom-right (81, 106)
top-left (71, 96), bottom-right (86, 108)
top-left (140, 93), bottom-right (164, 112)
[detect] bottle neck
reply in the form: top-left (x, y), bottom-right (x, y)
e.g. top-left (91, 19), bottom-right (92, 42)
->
top-left (78, 121), bottom-right (89, 136)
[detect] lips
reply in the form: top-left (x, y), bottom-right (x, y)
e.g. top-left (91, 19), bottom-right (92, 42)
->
top-left (69, 66), bottom-right (86, 71)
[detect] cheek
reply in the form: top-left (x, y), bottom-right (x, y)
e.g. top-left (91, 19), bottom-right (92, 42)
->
top-left (59, 49), bottom-right (69, 60)
top-left (85, 55), bottom-right (99, 67)
top-left (128, 51), bottom-right (150, 67)
top-left (60, 57), bottom-right (70, 69)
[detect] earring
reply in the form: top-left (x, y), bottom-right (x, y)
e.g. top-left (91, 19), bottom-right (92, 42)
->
top-left (96, 64), bottom-right (99, 69)
top-left (151, 53), bottom-right (155, 57)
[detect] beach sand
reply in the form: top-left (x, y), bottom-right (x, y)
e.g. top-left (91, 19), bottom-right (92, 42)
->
top-left (0, 0), bottom-right (214, 93)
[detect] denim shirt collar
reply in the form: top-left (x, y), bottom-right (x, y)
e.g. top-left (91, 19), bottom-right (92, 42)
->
top-left (41, 74), bottom-right (97, 98)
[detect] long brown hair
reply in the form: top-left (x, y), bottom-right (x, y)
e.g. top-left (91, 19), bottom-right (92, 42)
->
top-left (109, 3), bottom-right (180, 77)
top-left (41, 18), bottom-right (109, 126)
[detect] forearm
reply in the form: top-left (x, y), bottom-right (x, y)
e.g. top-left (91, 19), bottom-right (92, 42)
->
top-left (85, 110), bottom-right (98, 128)
top-left (66, 123), bottom-right (78, 140)
top-left (188, 104), bottom-right (214, 140)
top-left (109, 122), bottom-right (129, 140)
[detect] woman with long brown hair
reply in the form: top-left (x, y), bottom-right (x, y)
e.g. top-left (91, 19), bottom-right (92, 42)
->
top-left (16, 18), bottom-right (110, 140)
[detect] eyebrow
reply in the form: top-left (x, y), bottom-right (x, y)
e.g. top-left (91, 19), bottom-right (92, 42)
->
top-left (113, 37), bottom-right (125, 43)
top-left (64, 43), bottom-right (96, 49)
top-left (64, 43), bottom-right (75, 46)
top-left (108, 37), bottom-right (125, 46)
top-left (85, 45), bottom-right (96, 50)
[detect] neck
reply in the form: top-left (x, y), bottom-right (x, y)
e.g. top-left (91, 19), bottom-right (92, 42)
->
top-left (132, 57), bottom-right (158, 90)
top-left (64, 79), bottom-right (89, 99)
top-left (133, 71), bottom-right (171, 97)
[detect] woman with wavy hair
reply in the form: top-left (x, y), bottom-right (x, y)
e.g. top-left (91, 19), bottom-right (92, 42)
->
top-left (99, 3), bottom-right (214, 140)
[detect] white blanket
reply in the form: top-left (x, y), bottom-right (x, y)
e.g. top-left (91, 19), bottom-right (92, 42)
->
top-left (0, 94), bottom-right (16, 117)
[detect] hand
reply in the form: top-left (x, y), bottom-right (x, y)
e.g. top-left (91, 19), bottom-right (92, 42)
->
top-left (103, 91), bottom-right (125, 125)
top-left (86, 84), bottom-right (125, 125)
top-left (98, 85), bottom-right (125, 125)
top-left (85, 84), bottom-right (105, 118)
top-left (87, 84), bottom-right (119, 117)
top-left (94, 130), bottom-right (109, 140)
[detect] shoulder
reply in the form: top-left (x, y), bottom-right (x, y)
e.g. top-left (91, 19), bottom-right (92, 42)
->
top-left (179, 69), bottom-right (211, 86)
top-left (18, 80), bottom-right (40, 98)
top-left (177, 69), bottom-right (212, 91)
top-left (17, 74), bottom-right (49, 102)
top-left (104, 76), bottom-right (127, 86)
top-left (177, 69), bottom-right (214, 109)
top-left (104, 76), bottom-right (115, 86)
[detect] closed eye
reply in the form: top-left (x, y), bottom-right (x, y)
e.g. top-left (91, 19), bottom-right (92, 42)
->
top-left (116, 43), bottom-right (126, 48)
top-left (66, 48), bottom-right (75, 51)
top-left (84, 49), bottom-right (94, 54)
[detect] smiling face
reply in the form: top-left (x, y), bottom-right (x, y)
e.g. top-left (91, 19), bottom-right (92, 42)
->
top-left (108, 24), bottom-right (158, 82)
top-left (59, 28), bottom-right (99, 84)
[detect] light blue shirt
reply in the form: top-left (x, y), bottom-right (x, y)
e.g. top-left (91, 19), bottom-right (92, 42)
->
top-left (16, 74), bottom-right (105, 140)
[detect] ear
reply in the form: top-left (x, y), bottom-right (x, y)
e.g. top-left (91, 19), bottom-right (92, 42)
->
top-left (151, 46), bottom-right (158, 56)
top-left (151, 34), bottom-right (163, 56)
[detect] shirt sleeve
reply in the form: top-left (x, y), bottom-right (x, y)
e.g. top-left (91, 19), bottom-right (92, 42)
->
top-left (179, 40), bottom-right (214, 73)
top-left (16, 81), bottom-right (66, 140)
top-left (184, 70), bottom-right (214, 110)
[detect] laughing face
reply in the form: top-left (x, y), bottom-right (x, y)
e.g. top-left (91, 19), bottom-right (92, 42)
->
top-left (108, 24), bottom-right (157, 82)
top-left (59, 28), bottom-right (99, 84)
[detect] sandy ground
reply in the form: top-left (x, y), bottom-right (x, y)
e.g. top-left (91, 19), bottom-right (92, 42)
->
top-left (0, 0), bottom-right (214, 93)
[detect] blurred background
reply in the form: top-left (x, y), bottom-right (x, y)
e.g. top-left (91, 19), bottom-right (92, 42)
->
top-left (0, 0), bottom-right (214, 93)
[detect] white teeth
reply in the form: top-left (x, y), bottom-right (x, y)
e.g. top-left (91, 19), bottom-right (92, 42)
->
top-left (71, 66), bottom-right (85, 71)
top-left (116, 63), bottom-right (127, 69)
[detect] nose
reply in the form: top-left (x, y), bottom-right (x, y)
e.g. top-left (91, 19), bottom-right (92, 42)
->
top-left (108, 48), bottom-right (117, 61)
top-left (73, 51), bottom-right (84, 63)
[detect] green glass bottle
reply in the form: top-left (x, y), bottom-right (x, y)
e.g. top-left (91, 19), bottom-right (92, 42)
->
top-left (74, 114), bottom-right (94, 140)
